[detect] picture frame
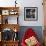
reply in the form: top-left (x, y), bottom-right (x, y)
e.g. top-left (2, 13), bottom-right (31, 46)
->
top-left (2, 10), bottom-right (9, 15)
top-left (24, 7), bottom-right (38, 21)
top-left (9, 10), bottom-right (18, 15)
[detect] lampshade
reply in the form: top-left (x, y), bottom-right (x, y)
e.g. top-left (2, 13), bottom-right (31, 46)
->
top-left (13, 28), bottom-right (17, 32)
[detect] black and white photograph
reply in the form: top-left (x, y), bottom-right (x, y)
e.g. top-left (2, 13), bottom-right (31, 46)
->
top-left (24, 7), bottom-right (38, 21)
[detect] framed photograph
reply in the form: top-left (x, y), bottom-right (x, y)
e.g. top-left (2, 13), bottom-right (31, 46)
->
top-left (9, 10), bottom-right (18, 15)
top-left (2, 10), bottom-right (9, 15)
top-left (24, 7), bottom-right (38, 21)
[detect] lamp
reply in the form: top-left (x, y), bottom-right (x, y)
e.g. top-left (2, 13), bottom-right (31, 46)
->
top-left (14, 28), bottom-right (17, 32)
top-left (15, 0), bottom-right (17, 7)
top-left (13, 28), bottom-right (18, 41)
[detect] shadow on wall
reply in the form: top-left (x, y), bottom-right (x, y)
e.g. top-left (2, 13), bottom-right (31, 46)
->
top-left (18, 26), bottom-right (44, 44)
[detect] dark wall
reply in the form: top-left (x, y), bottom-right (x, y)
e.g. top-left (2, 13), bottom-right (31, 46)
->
top-left (18, 26), bottom-right (44, 44)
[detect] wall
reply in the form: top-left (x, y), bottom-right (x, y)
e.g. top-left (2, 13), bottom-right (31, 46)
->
top-left (0, 0), bottom-right (44, 26)
top-left (17, 0), bottom-right (44, 26)
top-left (43, 0), bottom-right (46, 26)
top-left (43, 0), bottom-right (46, 46)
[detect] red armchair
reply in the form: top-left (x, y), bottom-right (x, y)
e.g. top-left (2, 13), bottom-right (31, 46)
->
top-left (21, 28), bottom-right (41, 46)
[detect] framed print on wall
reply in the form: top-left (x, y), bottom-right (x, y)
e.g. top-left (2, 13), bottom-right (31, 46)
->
top-left (2, 10), bottom-right (9, 15)
top-left (24, 7), bottom-right (38, 21)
